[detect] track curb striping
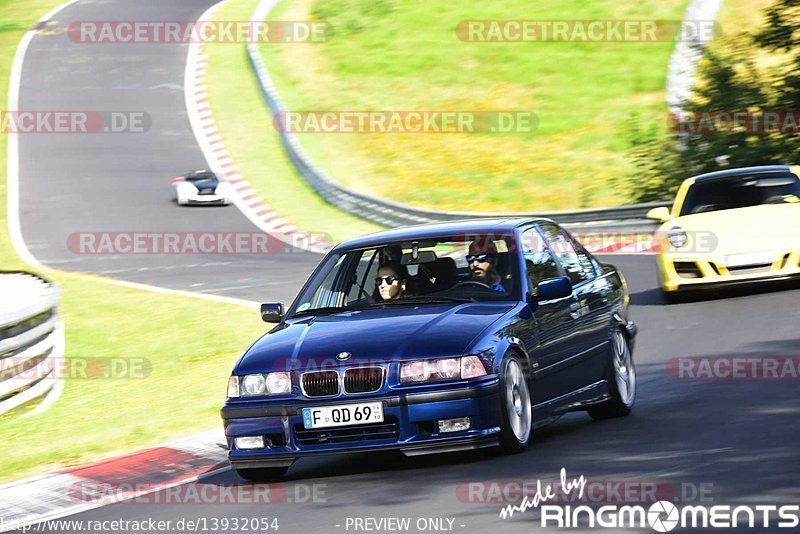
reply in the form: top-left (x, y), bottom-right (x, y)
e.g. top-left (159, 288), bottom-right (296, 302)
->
top-left (0, 430), bottom-right (230, 532)
top-left (183, 0), bottom-right (331, 255)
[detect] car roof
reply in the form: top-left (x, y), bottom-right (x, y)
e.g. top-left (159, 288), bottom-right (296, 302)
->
top-left (692, 165), bottom-right (793, 183)
top-left (333, 217), bottom-right (551, 251)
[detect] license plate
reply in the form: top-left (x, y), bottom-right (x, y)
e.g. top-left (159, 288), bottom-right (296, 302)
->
top-left (302, 402), bottom-right (383, 429)
top-left (724, 252), bottom-right (773, 268)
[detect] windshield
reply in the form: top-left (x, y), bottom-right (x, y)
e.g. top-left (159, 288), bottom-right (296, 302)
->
top-left (186, 172), bottom-right (217, 182)
top-left (290, 233), bottom-right (520, 316)
top-left (680, 172), bottom-right (800, 216)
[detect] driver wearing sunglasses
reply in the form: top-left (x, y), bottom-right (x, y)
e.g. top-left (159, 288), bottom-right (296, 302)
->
top-left (375, 262), bottom-right (409, 301)
top-left (466, 240), bottom-right (504, 291)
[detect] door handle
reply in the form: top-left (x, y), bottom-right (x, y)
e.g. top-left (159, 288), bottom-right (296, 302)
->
top-left (569, 302), bottom-right (580, 319)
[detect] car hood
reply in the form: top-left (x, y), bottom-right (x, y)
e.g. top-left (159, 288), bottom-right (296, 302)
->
top-left (664, 203), bottom-right (800, 256)
top-left (236, 302), bottom-right (516, 374)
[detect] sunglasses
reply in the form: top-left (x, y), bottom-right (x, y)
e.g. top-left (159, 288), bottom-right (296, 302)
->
top-left (375, 276), bottom-right (401, 286)
top-left (465, 253), bottom-right (490, 264)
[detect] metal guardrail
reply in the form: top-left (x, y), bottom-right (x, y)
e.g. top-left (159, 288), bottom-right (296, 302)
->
top-left (0, 271), bottom-right (64, 416)
top-left (246, 0), bottom-right (671, 231)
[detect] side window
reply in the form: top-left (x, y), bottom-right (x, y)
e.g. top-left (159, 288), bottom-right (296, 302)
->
top-left (520, 227), bottom-right (561, 290)
top-left (346, 249), bottom-right (379, 304)
top-left (570, 237), bottom-right (597, 281)
top-left (539, 224), bottom-right (592, 286)
top-left (298, 254), bottom-right (346, 311)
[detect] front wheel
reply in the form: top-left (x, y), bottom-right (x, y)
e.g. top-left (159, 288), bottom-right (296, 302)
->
top-left (589, 329), bottom-right (636, 419)
top-left (234, 466), bottom-right (289, 481)
top-left (498, 355), bottom-right (532, 453)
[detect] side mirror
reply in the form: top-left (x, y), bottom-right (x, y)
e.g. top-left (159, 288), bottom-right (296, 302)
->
top-left (537, 276), bottom-right (572, 301)
top-left (646, 206), bottom-right (672, 222)
top-left (260, 302), bottom-right (284, 323)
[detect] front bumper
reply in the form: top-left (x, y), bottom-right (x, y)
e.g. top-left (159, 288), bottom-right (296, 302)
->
top-left (657, 252), bottom-right (800, 292)
top-left (184, 195), bottom-right (230, 205)
top-left (222, 381), bottom-right (500, 468)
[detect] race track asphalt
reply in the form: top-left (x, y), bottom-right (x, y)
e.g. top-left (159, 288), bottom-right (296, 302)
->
top-left (37, 254), bottom-right (800, 534)
top-left (17, 0), bottom-right (319, 303)
top-left (14, 0), bottom-right (800, 532)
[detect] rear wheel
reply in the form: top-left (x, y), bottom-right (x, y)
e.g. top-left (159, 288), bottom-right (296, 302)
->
top-left (234, 466), bottom-right (289, 481)
top-left (589, 329), bottom-right (636, 419)
top-left (498, 355), bottom-right (532, 453)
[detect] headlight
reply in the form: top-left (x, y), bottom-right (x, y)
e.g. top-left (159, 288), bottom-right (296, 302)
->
top-left (265, 372), bottom-right (291, 394)
top-left (242, 374), bottom-right (266, 396)
top-left (461, 355), bottom-right (488, 379)
top-left (400, 356), bottom-right (487, 384)
top-left (400, 360), bottom-right (430, 383)
top-left (435, 358), bottom-right (460, 379)
top-left (231, 372), bottom-right (293, 397)
top-left (667, 226), bottom-right (688, 248)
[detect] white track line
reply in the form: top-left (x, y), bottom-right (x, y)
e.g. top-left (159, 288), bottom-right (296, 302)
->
top-left (3, 5), bottom-right (245, 518)
top-left (6, 0), bottom-right (84, 416)
top-left (183, 0), bottom-right (330, 255)
top-left (6, 0), bottom-right (261, 307)
top-left (7, 0), bottom-right (82, 270)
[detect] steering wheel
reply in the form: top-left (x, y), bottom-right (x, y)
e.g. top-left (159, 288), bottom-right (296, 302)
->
top-left (453, 280), bottom-right (492, 290)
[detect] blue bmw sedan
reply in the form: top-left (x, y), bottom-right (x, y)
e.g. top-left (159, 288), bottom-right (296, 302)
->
top-left (221, 218), bottom-right (637, 480)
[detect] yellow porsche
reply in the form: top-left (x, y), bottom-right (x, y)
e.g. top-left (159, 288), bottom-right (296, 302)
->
top-left (647, 165), bottom-right (800, 300)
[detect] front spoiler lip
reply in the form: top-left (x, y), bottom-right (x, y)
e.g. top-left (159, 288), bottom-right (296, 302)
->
top-left (221, 381), bottom-right (500, 419)
top-left (228, 436), bottom-right (500, 468)
top-left (186, 197), bottom-right (228, 204)
top-left (673, 272), bottom-right (800, 292)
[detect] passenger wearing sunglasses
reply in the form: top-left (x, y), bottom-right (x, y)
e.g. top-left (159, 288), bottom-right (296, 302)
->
top-left (375, 262), bottom-right (409, 301)
top-left (466, 240), bottom-right (504, 291)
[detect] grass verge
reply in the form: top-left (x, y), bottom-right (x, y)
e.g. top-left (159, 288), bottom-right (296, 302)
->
top-left (0, 0), bottom-right (264, 483)
top-left (203, 0), bottom-right (382, 242)
top-left (258, 0), bottom-right (689, 212)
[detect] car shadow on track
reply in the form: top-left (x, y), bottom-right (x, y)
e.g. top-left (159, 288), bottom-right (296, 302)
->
top-left (630, 279), bottom-right (800, 306)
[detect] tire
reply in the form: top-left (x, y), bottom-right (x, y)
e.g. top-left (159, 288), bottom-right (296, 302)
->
top-left (498, 354), bottom-right (533, 453)
top-left (234, 466), bottom-right (289, 481)
top-left (589, 328), bottom-right (636, 420)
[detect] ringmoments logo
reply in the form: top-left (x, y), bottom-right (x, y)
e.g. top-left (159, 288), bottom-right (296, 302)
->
top-left (499, 469), bottom-right (800, 531)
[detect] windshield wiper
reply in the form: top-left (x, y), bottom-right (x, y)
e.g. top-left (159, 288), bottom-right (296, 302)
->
top-left (292, 305), bottom-right (369, 317)
top-left (380, 296), bottom-right (475, 305)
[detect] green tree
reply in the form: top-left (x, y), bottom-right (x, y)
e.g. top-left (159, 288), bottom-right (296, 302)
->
top-left (632, 0), bottom-right (800, 202)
